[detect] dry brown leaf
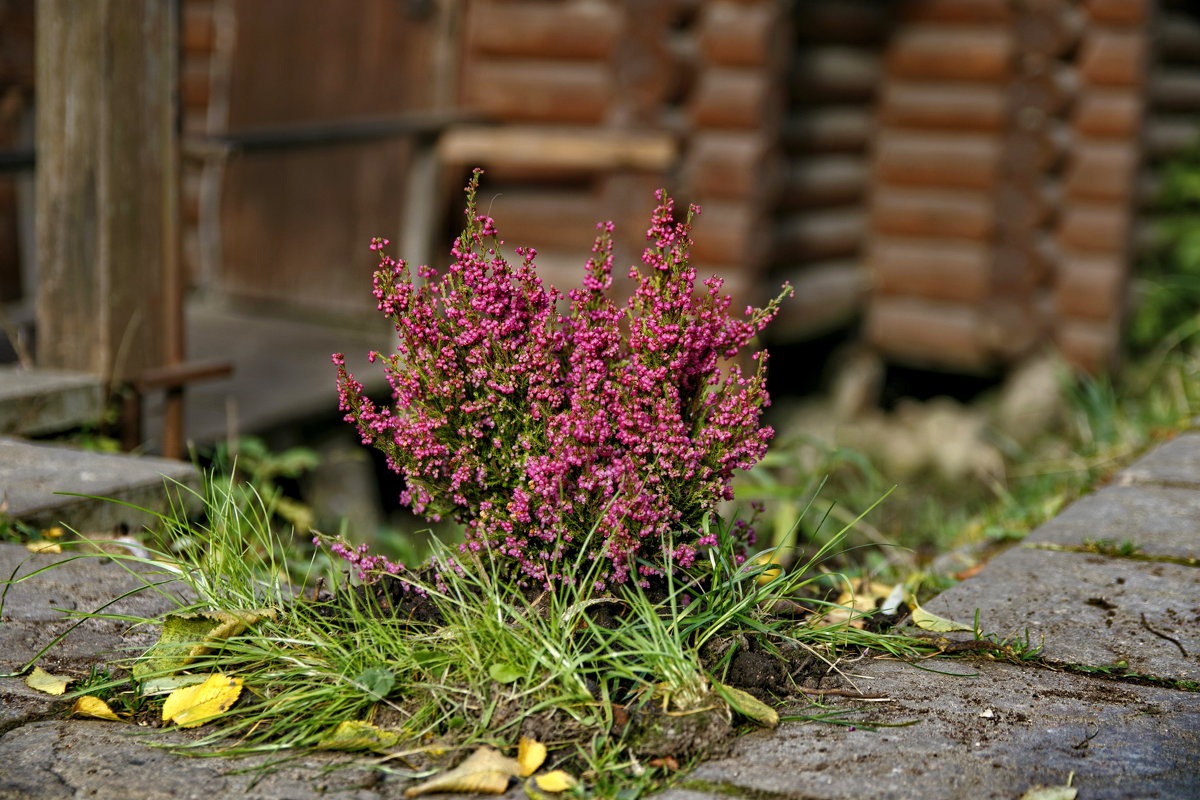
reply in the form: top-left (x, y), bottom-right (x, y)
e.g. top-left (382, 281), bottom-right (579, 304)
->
top-left (404, 746), bottom-right (520, 797)
top-left (533, 771), bottom-right (578, 792)
top-left (161, 673), bottom-right (243, 728)
top-left (954, 562), bottom-right (985, 581)
top-left (72, 695), bottom-right (122, 721)
top-left (25, 666), bottom-right (71, 695)
top-left (517, 736), bottom-right (547, 777)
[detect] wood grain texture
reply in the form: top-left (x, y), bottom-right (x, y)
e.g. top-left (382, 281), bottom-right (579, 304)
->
top-left (35, 0), bottom-right (176, 380)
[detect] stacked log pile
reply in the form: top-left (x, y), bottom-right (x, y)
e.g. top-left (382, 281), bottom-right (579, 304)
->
top-left (864, 0), bottom-right (1200, 375)
top-left (768, 0), bottom-right (890, 338)
top-left (1053, 0), bottom-right (1148, 372)
top-left (1145, 2), bottom-right (1200, 170)
top-left (1133, 1), bottom-right (1200, 332)
top-left (442, 0), bottom-right (679, 294)
top-left (864, 0), bottom-right (1080, 372)
top-left (679, 0), bottom-right (789, 305)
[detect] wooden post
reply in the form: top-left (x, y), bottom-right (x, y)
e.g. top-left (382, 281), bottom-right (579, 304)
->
top-left (35, 1), bottom-right (179, 388)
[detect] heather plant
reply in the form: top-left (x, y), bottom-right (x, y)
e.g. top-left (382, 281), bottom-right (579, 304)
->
top-left (334, 170), bottom-right (791, 587)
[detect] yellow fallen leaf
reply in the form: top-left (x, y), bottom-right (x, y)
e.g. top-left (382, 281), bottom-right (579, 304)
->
top-left (824, 580), bottom-right (896, 628)
top-left (534, 771), bottom-right (578, 792)
top-left (910, 601), bottom-right (975, 633)
top-left (208, 609), bottom-right (274, 640)
top-left (72, 695), bottom-right (122, 721)
top-left (161, 673), bottom-right (243, 728)
top-left (404, 746), bottom-right (520, 797)
top-left (139, 674), bottom-right (209, 696)
top-left (715, 682), bottom-right (778, 728)
top-left (25, 540), bottom-right (62, 554)
top-left (25, 666), bottom-right (71, 696)
top-left (517, 736), bottom-right (547, 777)
top-left (1019, 785), bottom-right (1077, 800)
top-left (752, 552), bottom-right (782, 585)
top-left (315, 720), bottom-right (401, 751)
top-left (43, 526), bottom-right (65, 539)
top-left (135, 608), bottom-right (277, 680)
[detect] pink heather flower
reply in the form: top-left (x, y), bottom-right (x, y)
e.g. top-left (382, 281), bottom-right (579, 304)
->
top-left (333, 170), bottom-right (791, 587)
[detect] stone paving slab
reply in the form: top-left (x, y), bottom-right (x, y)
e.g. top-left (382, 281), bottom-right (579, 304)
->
top-left (0, 721), bottom-right (388, 800)
top-left (0, 544), bottom-right (185, 736)
top-left (0, 367), bottom-right (104, 437)
top-left (659, 659), bottom-right (1200, 800)
top-left (924, 546), bottom-right (1200, 681)
top-left (1115, 431), bottom-right (1200, 490)
top-left (0, 544), bottom-right (183, 675)
top-left (0, 437), bottom-right (199, 532)
top-left (1026, 484), bottom-right (1200, 561)
top-left (0, 543), bottom-right (412, 800)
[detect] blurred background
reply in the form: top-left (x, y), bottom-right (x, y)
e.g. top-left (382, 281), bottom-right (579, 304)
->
top-left (2, 0), bottom-right (1199, 578)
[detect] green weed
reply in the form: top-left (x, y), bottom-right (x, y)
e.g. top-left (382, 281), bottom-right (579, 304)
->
top-left (1081, 538), bottom-right (1144, 558)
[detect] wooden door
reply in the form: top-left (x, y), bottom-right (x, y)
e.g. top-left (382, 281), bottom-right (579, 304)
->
top-left (217, 0), bottom-right (439, 320)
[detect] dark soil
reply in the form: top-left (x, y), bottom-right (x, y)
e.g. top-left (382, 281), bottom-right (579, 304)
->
top-left (629, 705), bottom-right (733, 759)
top-left (728, 650), bottom-right (786, 694)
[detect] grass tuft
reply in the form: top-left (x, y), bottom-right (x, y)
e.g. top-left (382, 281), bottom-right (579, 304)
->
top-left (23, 470), bottom-right (946, 797)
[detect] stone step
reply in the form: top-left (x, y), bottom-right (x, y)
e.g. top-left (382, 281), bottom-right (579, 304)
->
top-left (0, 366), bottom-right (104, 437)
top-left (0, 437), bottom-right (198, 533)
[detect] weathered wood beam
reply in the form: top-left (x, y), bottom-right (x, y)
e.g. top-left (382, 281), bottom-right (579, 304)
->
top-left (36, 0), bottom-right (179, 384)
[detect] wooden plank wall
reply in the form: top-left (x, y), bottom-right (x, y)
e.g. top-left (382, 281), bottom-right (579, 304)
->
top-left (767, 0), bottom-right (889, 338)
top-left (181, 0), bottom-right (219, 291)
top-left (214, 0), bottom-right (437, 319)
top-left (445, 0), bottom-right (680, 296)
top-left (8, 0), bottom-right (1190, 373)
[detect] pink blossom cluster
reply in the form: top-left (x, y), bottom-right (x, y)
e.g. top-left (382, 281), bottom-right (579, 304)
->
top-left (334, 170), bottom-right (790, 587)
top-left (314, 534), bottom-right (404, 582)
